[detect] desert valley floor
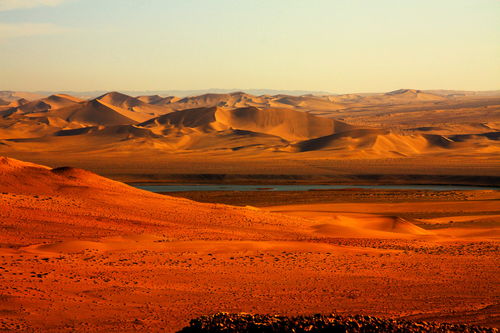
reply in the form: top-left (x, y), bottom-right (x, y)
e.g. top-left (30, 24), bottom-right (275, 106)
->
top-left (0, 157), bottom-right (499, 331)
top-left (0, 89), bottom-right (499, 331)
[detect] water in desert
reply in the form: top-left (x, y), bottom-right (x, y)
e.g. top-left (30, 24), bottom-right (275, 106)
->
top-left (0, 1), bottom-right (499, 332)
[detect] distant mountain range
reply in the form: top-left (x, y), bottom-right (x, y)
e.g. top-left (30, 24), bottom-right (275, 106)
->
top-left (1, 88), bottom-right (499, 101)
top-left (0, 89), bottom-right (332, 100)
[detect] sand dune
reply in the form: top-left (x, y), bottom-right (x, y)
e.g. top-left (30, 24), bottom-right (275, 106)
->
top-left (137, 94), bottom-right (180, 105)
top-left (0, 115), bottom-right (498, 168)
top-left (215, 107), bottom-right (354, 141)
top-left (1, 156), bottom-right (499, 330)
top-left (311, 214), bottom-right (433, 238)
top-left (0, 95), bottom-right (95, 139)
top-left (262, 204), bottom-right (434, 238)
top-left (0, 91), bottom-right (45, 102)
top-left (0, 156), bottom-right (126, 196)
top-left (383, 89), bottom-right (447, 101)
top-left (0, 98), bottom-right (29, 112)
top-left (149, 89), bottom-right (450, 113)
top-left (56, 124), bottom-right (160, 140)
top-left (140, 106), bottom-right (355, 141)
top-left (51, 99), bottom-right (145, 125)
top-left (0, 92), bottom-right (172, 139)
top-left (0, 89), bottom-right (499, 180)
top-left (156, 91), bottom-right (351, 112)
top-left (265, 199), bottom-right (499, 241)
top-left (0, 87), bottom-right (498, 332)
top-left (97, 91), bottom-right (171, 117)
top-left (44, 93), bottom-right (84, 105)
top-left (5, 94), bottom-right (83, 115)
top-left (288, 128), bottom-right (499, 157)
top-left (0, 156), bottom-right (474, 246)
top-left (0, 110), bottom-right (75, 139)
top-left (167, 92), bottom-right (270, 110)
top-left (1, 156), bottom-right (492, 245)
top-left (0, 156), bottom-right (314, 245)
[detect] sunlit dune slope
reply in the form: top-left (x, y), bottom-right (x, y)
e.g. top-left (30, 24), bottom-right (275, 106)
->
top-left (15, 94), bottom-right (83, 114)
top-left (140, 106), bottom-right (355, 141)
top-left (0, 91), bottom-right (45, 103)
top-left (284, 128), bottom-right (499, 158)
top-left (0, 156), bottom-right (316, 246)
top-left (0, 94), bottom-right (83, 117)
top-left (137, 94), bottom-right (180, 105)
top-left (0, 156), bottom-right (443, 248)
top-left (313, 215), bottom-right (432, 236)
top-left (96, 91), bottom-right (172, 117)
top-left (0, 92), bottom-right (172, 133)
top-left (1, 156), bottom-right (498, 332)
top-left (383, 89), bottom-right (448, 101)
top-left (289, 129), bottom-right (450, 155)
top-left (167, 92), bottom-right (269, 110)
top-left (51, 99), bottom-right (143, 125)
top-left (0, 89), bottom-right (499, 165)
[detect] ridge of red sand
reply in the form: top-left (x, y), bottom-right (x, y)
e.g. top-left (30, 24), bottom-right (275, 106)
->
top-left (0, 156), bottom-right (498, 331)
top-left (0, 156), bottom-right (320, 245)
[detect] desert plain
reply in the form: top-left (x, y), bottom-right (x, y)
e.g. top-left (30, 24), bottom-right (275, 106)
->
top-left (0, 89), bottom-right (499, 331)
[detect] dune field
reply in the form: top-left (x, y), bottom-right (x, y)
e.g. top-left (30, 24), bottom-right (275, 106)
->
top-left (3, 0), bottom-right (499, 331)
top-left (0, 89), bottom-right (499, 331)
top-left (0, 90), bottom-right (498, 184)
top-left (0, 156), bottom-right (498, 331)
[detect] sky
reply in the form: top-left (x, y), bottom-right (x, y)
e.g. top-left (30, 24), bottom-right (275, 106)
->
top-left (0, 0), bottom-right (499, 93)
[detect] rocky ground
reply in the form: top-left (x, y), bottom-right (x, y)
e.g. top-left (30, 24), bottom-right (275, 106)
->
top-left (179, 313), bottom-right (499, 333)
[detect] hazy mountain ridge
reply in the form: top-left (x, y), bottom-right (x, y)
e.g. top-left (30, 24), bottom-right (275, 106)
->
top-left (6, 89), bottom-right (333, 100)
top-left (3, 88), bottom-right (499, 100)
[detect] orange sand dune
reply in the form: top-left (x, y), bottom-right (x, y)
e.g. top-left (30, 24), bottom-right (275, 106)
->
top-left (97, 91), bottom-right (172, 117)
top-left (140, 106), bottom-right (354, 141)
top-left (8, 94), bottom-right (83, 115)
top-left (137, 94), bottom-right (180, 106)
top-left (2, 100), bottom-right (497, 164)
top-left (0, 98), bottom-right (29, 112)
top-left (0, 156), bottom-right (319, 245)
top-left (52, 99), bottom-right (153, 125)
top-left (0, 91), bottom-right (45, 103)
top-left (382, 89), bottom-right (447, 101)
top-left (0, 156), bottom-right (499, 331)
top-left (310, 214), bottom-right (433, 238)
top-left (0, 90), bottom-right (499, 170)
top-left (1, 156), bottom-right (443, 245)
top-left (288, 129), bottom-right (453, 156)
top-left (0, 89), bottom-right (498, 331)
top-left (167, 91), bottom-right (271, 110)
top-left (150, 89), bottom-right (450, 113)
top-left (0, 92), bottom-right (173, 140)
top-left (266, 200), bottom-right (500, 241)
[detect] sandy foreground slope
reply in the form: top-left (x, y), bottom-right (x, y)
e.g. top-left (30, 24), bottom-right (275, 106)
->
top-left (0, 157), bottom-right (499, 331)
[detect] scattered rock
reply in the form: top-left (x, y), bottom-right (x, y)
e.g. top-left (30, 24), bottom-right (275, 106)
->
top-left (179, 313), bottom-right (498, 332)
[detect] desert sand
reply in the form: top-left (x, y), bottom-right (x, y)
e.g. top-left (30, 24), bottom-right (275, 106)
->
top-left (0, 89), bottom-right (499, 331)
top-left (0, 157), bottom-right (498, 331)
top-left (0, 89), bottom-right (498, 184)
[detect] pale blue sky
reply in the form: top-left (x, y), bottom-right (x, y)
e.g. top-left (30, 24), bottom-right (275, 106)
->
top-left (1, 0), bottom-right (499, 93)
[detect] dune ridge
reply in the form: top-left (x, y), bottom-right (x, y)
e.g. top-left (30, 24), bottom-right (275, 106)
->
top-left (0, 156), bottom-right (498, 331)
top-left (0, 156), bottom-right (446, 246)
top-left (140, 106), bottom-right (355, 141)
top-left (0, 90), bottom-right (498, 178)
